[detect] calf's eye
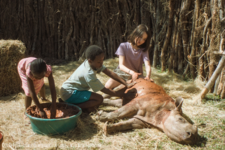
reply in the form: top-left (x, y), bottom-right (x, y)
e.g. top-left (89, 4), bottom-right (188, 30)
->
top-left (178, 118), bottom-right (186, 123)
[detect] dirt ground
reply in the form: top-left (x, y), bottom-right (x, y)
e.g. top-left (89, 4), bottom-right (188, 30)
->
top-left (0, 58), bottom-right (225, 150)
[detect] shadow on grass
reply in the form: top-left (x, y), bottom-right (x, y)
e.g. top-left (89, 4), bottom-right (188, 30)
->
top-left (104, 125), bottom-right (208, 147)
top-left (0, 93), bottom-right (24, 102)
top-left (184, 112), bottom-right (208, 148)
top-left (183, 113), bottom-right (195, 124)
top-left (203, 93), bottom-right (221, 101)
top-left (47, 113), bottom-right (99, 141)
top-left (202, 93), bottom-right (225, 110)
top-left (190, 134), bottom-right (208, 147)
top-left (43, 84), bottom-right (61, 100)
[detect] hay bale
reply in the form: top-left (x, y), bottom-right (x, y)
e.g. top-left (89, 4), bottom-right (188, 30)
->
top-left (0, 40), bottom-right (26, 96)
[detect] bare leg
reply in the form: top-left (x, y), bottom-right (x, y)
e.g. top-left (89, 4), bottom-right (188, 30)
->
top-left (75, 92), bottom-right (103, 113)
top-left (102, 98), bottom-right (123, 107)
top-left (24, 96), bottom-right (32, 120)
top-left (105, 78), bottom-right (121, 90)
top-left (104, 118), bottom-right (145, 134)
top-left (98, 103), bottom-right (138, 122)
top-left (39, 84), bottom-right (47, 100)
top-left (25, 96), bottom-right (32, 110)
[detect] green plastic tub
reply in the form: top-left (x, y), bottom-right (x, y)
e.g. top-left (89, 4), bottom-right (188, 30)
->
top-left (25, 103), bottom-right (82, 135)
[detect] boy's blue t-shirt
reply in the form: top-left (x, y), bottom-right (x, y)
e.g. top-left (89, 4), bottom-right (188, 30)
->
top-left (60, 59), bottom-right (106, 101)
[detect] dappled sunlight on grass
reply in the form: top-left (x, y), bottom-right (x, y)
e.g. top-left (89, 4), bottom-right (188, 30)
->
top-left (0, 58), bottom-right (224, 149)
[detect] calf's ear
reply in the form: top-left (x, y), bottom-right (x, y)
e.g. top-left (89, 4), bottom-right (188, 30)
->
top-left (175, 97), bottom-right (183, 113)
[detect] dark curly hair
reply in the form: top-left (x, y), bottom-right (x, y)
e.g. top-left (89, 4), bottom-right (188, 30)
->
top-left (85, 45), bottom-right (104, 61)
top-left (30, 58), bottom-right (47, 74)
top-left (127, 24), bottom-right (150, 52)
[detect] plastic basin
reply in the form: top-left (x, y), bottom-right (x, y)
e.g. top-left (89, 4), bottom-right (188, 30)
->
top-left (25, 103), bottom-right (82, 135)
top-left (0, 131), bottom-right (3, 150)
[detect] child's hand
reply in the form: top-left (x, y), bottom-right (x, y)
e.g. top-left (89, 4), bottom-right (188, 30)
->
top-left (39, 110), bottom-right (46, 118)
top-left (132, 72), bottom-right (142, 81)
top-left (36, 107), bottom-right (46, 118)
top-left (50, 104), bottom-right (56, 118)
top-left (123, 89), bottom-right (137, 100)
top-left (144, 77), bottom-right (154, 82)
top-left (117, 92), bottom-right (125, 98)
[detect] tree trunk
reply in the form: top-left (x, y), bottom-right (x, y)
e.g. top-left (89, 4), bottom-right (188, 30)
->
top-left (177, 32), bottom-right (183, 74)
top-left (189, 0), bottom-right (200, 79)
top-left (220, 82), bottom-right (225, 98)
top-left (217, 69), bottom-right (224, 95)
top-left (199, 17), bottom-right (212, 80)
top-left (180, 0), bottom-right (191, 75)
top-left (161, 0), bottom-right (174, 71)
top-left (153, 0), bottom-right (160, 68)
top-left (168, 7), bottom-right (178, 73)
top-left (0, 0), bottom-right (225, 83)
top-left (201, 53), bottom-right (225, 100)
top-left (208, 0), bottom-right (219, 92)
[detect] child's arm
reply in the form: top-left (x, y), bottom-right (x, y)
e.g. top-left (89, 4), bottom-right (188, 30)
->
top-left (27, 76), bottom-right (43, 111)
top-left (144, 60), bottom-right (153, 82)
top-left (119, 55), bottom-right (141, 81)
top-left (48, 73), bottom-right (57, 118)
top-left (101, 87), bottom-right (124, 98)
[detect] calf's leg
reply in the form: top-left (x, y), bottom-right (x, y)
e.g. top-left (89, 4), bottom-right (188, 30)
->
top-left (102, 98), bottom-right (123, 107)
top-left (104, 118), bottom-right (145, 134)
top-left (98, 104), bottom-right (138, 122)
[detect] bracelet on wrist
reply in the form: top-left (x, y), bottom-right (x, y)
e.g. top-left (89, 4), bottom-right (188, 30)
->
top-left (129, 70), bottom-right (133, 75)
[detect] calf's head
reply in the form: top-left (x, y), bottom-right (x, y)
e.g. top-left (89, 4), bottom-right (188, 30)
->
top-left (163, 97), bottom-right (198, 144)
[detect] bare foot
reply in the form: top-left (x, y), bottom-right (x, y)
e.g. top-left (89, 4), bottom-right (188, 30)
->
top-left (103, 121), bottom-right (108, 136)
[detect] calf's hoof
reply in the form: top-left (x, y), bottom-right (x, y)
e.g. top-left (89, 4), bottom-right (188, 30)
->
top-left (103, 94), bottom-right (111, 99)
top-left (97, 110), bottom-right (108, 122)
top-left (103, 121), bottom-right (108, 136)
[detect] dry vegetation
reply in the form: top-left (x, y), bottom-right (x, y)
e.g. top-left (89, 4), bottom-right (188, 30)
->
top-left (0, 58), bottom-right (225, 150)
top-left (0, 40), bottom-right (25, 96)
